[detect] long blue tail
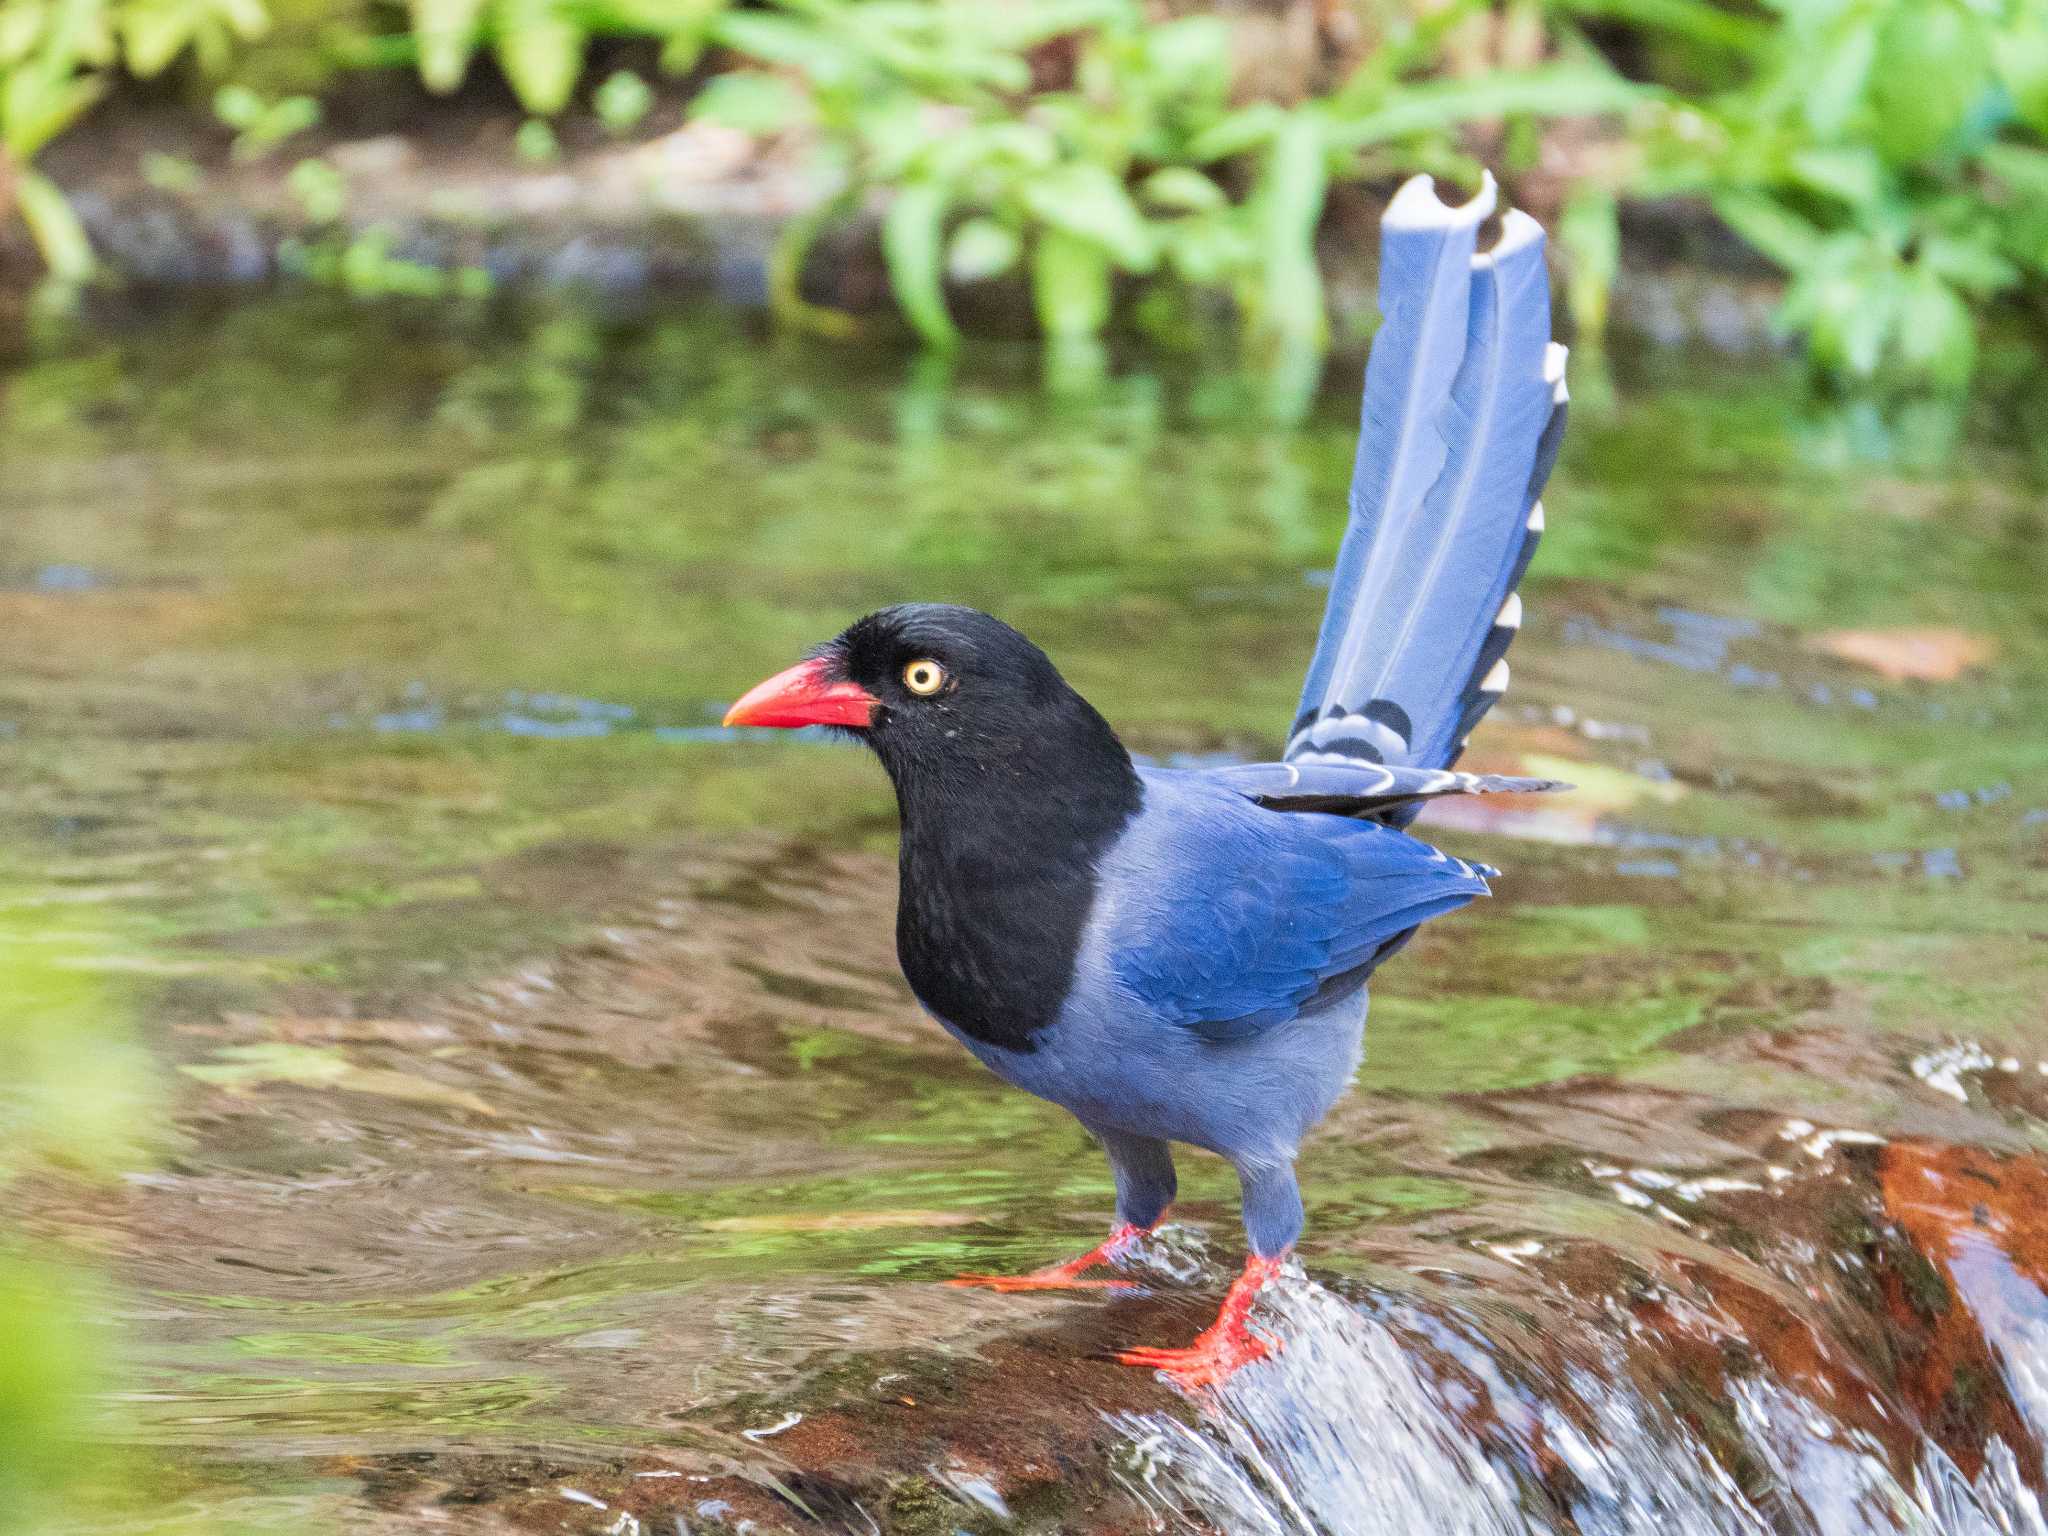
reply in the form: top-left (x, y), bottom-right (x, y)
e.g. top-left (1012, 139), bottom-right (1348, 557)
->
top-left (1288, 174), bottom-right (1567, 803)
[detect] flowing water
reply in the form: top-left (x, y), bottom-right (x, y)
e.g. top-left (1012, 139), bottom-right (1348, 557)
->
top-left (3, 295), bottom-right (2047, 1535)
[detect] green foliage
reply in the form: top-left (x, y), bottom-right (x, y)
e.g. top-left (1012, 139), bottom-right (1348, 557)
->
top-left (1, 0), bottom-right (273, 279)
top-left (593, 66), bottom-right (654, 134)
top-left (281, 222), bottom-right (496, 296)
top-left (286, 150), bottom-right (345, 218)
top-left (692, 0), bottom-right (1635, 356)
top-left (1, 0), bottom-right (2044, 387)
top-left (397, 0), bottom-right (730, 114)
top-left (0, 909), bottom-right (157, 1535)
top-left (513, 112), bottom-right (559, 161)
top-left (1628, 0), bottom-right (2048, 388)
top-left (213, 81), bottom-right (320, 156)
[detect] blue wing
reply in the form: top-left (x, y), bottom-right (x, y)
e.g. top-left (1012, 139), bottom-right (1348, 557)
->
top-left (1104, 777), bottom-right (1491, 1043)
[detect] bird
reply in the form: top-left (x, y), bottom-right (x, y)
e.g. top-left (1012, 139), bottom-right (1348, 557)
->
top-left (723, 171), bottom-right (1568, 1390)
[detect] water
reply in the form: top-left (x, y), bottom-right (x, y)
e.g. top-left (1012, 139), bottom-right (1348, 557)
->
top-left (2, 294), bottom-right (2047, 1534)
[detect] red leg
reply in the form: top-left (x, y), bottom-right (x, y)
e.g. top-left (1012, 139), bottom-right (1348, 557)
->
top-left (1117, 1253), bottom-right (1284, 1388)
top-left (948, 1218), bottom-right (1158, 1292)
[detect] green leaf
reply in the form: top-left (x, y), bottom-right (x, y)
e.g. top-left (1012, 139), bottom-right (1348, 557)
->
top-left (1712, 191), bottom-right (1826, 272)
top-left (946, 216), bottom-right (1019, 281)
top-left (1559, 185), bottom-right (1619, 342)
top-left (2000, 21), bottom-right (2048, 136)
top-left (1980, 143), bottom-right (2048, 274)
top-left (2, 65), bottom-right (102, 159)
top-left (1917, 233), bottom-right (2017, 295)
top-left (1896, 267), bottom-right (1973, 388)
top-left (1869, 1), bottom-right (1991, 163)
top-left (1824, 259), bottom-right (1898, 378)
top-left (1139, 167), bottom-right (1225, 211)
top-left (594, 69), bottom-right (653, 135)
top-left (689, 71), bottom-right (807, 135)
top-left (1020, 161), bottom-right (1154, 271)
top-left (117, 0), bottom-right (199, 77)
top-left (513, 116), bottom-right (559, 162)
top-left (1187, 102), bottom-right (1284, 162)
top-left (714, 11), bottom-right (855, 79)
top-left (409, 0), bottom-right (484, 93)
top-left (14, 166), bottom-right (93, 281)
top-left (1803, 21), bottom-right (1875, 139)
top-left (1250, 109), bottom-right (1327, 345)
top-left (287, 156), bottom-right (346, 222)
top-left (0, 6), bottom-right (46, 69)
top-left (977, 0), bottom-right (1126, 52)
top-left (493, 0), bottom-right (586, 116)
top-left (1137, 16), bottom-right (1231, 98)
top-left (883, 179), bottom-right (958, 348)
top-left (1032, 226), bottom-right (1112, 341)
top-left (1160, 216), bottom-right (1251, 284)
top-left (1787, 147), bottom-right (1883, 208)
top-left (1552, 0), bottom-right (1769, 53)
top-left (212, 82), bottom-right (262, 129)
top-left (1326, 66), bottom-right (1648, 149)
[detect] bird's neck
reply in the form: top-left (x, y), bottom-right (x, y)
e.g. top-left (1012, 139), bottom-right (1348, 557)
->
top-left (885, 711), bottom-right (1141, 1054)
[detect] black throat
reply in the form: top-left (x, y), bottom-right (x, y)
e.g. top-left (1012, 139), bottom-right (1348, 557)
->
top-left (878, 697), bottom-right (1141, 1053)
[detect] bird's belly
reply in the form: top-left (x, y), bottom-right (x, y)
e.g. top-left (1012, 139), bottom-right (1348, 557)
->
top-left (929, 990), bottom-right (1369, 1158)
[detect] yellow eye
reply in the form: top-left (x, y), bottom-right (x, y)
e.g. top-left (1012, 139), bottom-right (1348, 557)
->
top-left (902, 659), bottom-right (946, 696)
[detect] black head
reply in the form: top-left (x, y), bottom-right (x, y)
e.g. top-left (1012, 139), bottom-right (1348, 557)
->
top-left (729, 603), bottom-right (1138, 812)
top-left (726, 604), bottom-right (1142, 1053)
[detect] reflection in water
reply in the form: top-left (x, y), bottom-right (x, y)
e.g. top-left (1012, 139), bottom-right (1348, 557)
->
top-left (2, 297), bottom-right (2047, 1530)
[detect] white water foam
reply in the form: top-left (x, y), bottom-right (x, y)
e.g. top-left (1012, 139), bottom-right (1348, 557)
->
top-left (1110, 1277), bottom-right (2048, 1536)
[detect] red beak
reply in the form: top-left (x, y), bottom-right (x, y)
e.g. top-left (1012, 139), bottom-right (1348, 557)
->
top-left (723, 657), bottom-right (879, 729)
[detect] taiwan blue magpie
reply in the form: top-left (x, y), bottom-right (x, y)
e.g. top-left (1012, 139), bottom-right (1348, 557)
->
top-left (726, 172), bottom-right (1568, 1388)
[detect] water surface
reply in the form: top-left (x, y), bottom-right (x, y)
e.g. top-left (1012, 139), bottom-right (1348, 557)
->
top-left (4, 296), bottom-right (2047, 1533)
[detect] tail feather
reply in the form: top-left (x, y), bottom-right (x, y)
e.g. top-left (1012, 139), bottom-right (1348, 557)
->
top-left (1444, 337), bottom-right (1568, 764)
top-left (1288, 176), bottom-right (1566, 804)
top-left (1290, 172), bottom-right (1495, 761)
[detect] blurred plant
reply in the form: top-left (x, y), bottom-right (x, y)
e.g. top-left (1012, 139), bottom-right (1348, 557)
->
top-left (140, 148), bottom-right (205, 190)
top-left (7, 0), bottom-right (2045, 388)
top-left (286, 150), bottom-right (345, 218)
top-left (397, 0), bottom-right (730, 116)
top-left (0, 0), bottom-right (271, 279)
top-left (594, 67), bottom-right (654, 135)
top-left (282, 223), bottom-right (495, 297)
top-left (1617, 0), bottom-right (2048, 389)
top-left (513, 113), bottom-right (560, 161)
top-left (0, 905), bottom-right (157, 1534)
top-left (283, 148), bottom-right (494, 296)
top-left (691, 0), bottom-right (1639, 357)
top-left (213, 81), bottom-right (319, 157)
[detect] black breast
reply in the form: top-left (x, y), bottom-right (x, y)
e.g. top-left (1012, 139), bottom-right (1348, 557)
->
top-left (894, 778), bottom-right (1139, 1053)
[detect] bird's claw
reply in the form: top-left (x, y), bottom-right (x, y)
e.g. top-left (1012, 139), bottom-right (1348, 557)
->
top-left (946, 1271), bottom-right (1139, 1293)
top-left (945, 1222), bottom-right (1152, 1293)
top-left (1117, 1326), bottom-right (1275, 1390)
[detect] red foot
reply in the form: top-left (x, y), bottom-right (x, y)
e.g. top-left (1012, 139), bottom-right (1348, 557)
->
top-left (1117, 1253), bottom-right (1284, 1390)
top-left (946, 1272), bottom-right (1137, 1293)
top-left (947, 1221), bottom-right (1152, 1293)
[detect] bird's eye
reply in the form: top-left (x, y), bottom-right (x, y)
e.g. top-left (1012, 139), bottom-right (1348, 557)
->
top-left (902, 659), bottom-right (946, 696)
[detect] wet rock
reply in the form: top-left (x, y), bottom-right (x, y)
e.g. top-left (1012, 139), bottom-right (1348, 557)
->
top-left (1879, 1141), bottom-right (2048, 1478)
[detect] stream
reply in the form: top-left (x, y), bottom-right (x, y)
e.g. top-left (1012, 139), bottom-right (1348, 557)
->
top-left (3, 294), bottom-right (2046, 1534)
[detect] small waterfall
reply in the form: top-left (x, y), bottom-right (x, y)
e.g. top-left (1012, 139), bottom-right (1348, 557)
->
top-left (1111, 1275), bottom-right (2048, 1536)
